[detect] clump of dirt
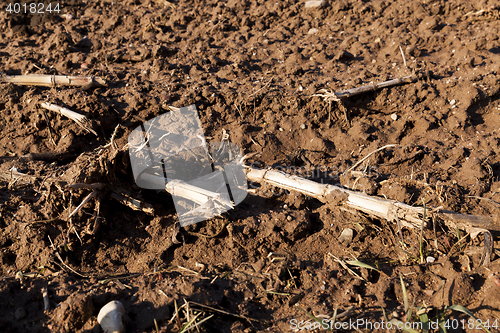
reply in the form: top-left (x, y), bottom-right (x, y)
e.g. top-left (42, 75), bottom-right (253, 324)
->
top-left (1, 0), bottom-right (500, 332)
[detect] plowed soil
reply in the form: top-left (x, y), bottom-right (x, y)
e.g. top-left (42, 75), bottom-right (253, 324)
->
top-left (1, 0), bottom-right (500, 332)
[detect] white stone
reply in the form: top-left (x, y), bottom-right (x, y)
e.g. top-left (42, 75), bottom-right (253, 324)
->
top-left (98, 301), bottom-right (126, 333)
top-left (338, 228), bottom-right (354, 243)
top-left (305, 0), bottom-right (326, 9)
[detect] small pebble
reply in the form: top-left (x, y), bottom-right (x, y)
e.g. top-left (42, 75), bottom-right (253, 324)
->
top-left (279, 127), bottom-right (283, 132)
top-left (308, 28), bottom-right (319, 35)
top-left (15, 308), bottom-right (26, 320)
top-left (286, 215), bottom-right (292, 221)
top-left (305, 0), bottom-right (326, 8)
top-left (391, 114), bottom-right (398, 121)
top-left (450, 99), bottom-right (456, 105)
top-left (338, 228), bottom-right (354, 244)
top-left (300, 124), bottom-right (306, 129)
top-left (80, 63), bottom-right (88, 69)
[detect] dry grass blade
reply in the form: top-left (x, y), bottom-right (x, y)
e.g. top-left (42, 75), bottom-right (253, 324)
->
top-left (51, 252), bottom-right (89, 278)
top-left (40, 102), bottom-right (97, 136)
top-left (189, 301), bottom-right (262, 323)
top-left (399, 274), bottom-right (409, 315)
top-left (345, 259), bottom-right (383, 274)
top-left (179, 313), bottom-right (213, 333)
top-left (1, 74), bottom-right (105, 88)
top-left (296, 306), bottom-right (332, 332)
top-left (328, 253), bottom-right (365, 281)
top-left (345, 144), bottom-right (398, 173)
top-left (98, 273), bottom-right (142, 285)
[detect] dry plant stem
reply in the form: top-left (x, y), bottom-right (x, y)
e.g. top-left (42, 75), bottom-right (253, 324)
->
top-left (40, 102), bottom-right (98, 136)
top-left (41, 110), bottom-right (57, 146)
top-left (139, 173), bottom-right (233, 209)
top-left (345, 144), bottom-right (398, 173)
top-left (69, 190), bottom-right (98, 218)
top-left (42, 287), bottom-right (50, 311)
top-left (189, 301), bottom-right (261, 323)
top-left (67, 183), bottom-right (105, 190)
top-left (110, 191), bottom-right (154, 215)
top-left (314, 75), bottom-right (418, 102)
top-left (335, 75), bottom-right (417, 99)
top-left (245, 166), bottom-right (500, 232)
top-left (399, 45), bottom-right (407, 68)
top-left (53, 252), bottom-right (88, 278)
top-left (1, 74), bottom-right (105, 88)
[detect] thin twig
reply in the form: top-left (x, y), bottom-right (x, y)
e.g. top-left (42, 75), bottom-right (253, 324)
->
top-left (399, 46), bottom-right (407, 68)
top-left (73, 226), bottom-right (83, 245)
top-left (345, 144), bottom-right (398, 174)
top-left (110, 191), bottom-right (155, 215)
top-left (313, 75), bottom-right (418, 101)
top-left (52, 252), bottom-right (88, 278)
top-left (40, 110), bottom-right (57, 146)
top-left (467, 195), bottom-right (500, 207)
top-left (189, 301), bottom-right (262, 323)
top-left (68, 190), bottom-right (98, 218)
top-left (67, 183), bottom-right (105, 190)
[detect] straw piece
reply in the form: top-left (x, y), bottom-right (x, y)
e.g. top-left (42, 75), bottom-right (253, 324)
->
top-left (138, 173), bottom-right (234, 210)
top-left (1, 74), bottom-right (105, 89)
top-left (40, 102), bottom-right (98, 136)
top-left (313, 75), bottom-right (418, 102)
top-left (110, 192), bottom-right (155, 215)
top-left (245, 166), bottom-right (500, 232)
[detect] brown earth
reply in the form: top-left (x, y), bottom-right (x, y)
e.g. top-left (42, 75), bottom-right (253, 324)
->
top-left (1, 0), bottom-right (500, 332)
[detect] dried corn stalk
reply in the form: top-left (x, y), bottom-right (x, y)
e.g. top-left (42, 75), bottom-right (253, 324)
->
top-left (1, 74), bottom-right (105, 89)
top-left (245, 166), bottom-right (499, 233)
top-left (140, 164), bottom-right (499, 234)
top-left (138, 173), bottom-right (233, 223)
top-left (245, 166), bottom-right (496, 265)
top-left (40, 102), bottom-right (97, 136)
